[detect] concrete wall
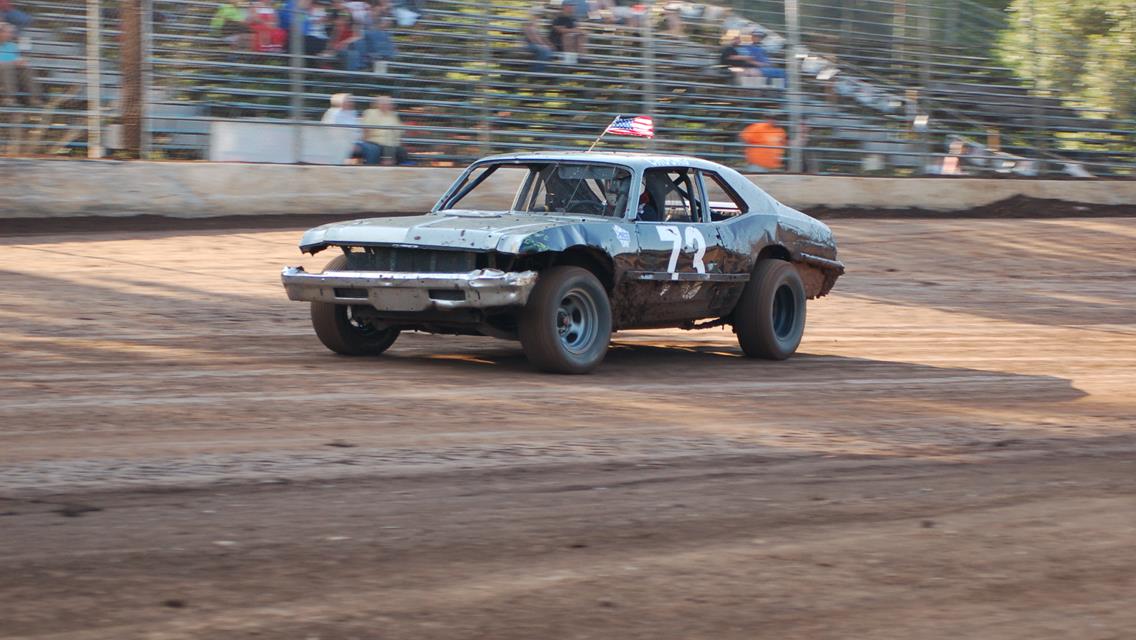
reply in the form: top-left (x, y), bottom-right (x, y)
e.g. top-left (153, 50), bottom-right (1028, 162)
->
top-left (0, 159), bottom-right (462, 218)
top-left (208, 121), bottom-right (360, 165)
top-left (753, 175), bottom-right (1136, 210)
top-left (1, 159), bottom-right (1133, 219)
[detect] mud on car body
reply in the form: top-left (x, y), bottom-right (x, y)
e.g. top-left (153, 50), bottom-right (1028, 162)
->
top-left (282, 152), bottom-right (844, 373)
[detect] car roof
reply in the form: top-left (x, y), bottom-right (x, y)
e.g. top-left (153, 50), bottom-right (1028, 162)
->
top-left (474, 151), bottom-right (733, 173)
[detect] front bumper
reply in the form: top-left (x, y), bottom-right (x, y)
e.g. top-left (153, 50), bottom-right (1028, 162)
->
top-left (281, 266), bottom-right (538, 312)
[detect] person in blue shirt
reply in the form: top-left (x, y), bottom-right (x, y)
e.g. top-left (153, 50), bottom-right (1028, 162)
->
top-left (743, 31), bottom-right (785, 80)
top-left (278, 0), bottom-right (300, 32)
top-left (0, 21), bottom-right (41, 106)
top-left (562, 0), bottom-right (589, 21)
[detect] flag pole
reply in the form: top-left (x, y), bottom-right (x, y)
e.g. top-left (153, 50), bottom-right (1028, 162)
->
top-left (587, 116), bottom-right (620, 152)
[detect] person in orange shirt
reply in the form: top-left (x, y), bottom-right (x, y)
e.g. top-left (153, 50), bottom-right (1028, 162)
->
top-left (739, 119), bottom-right (787, 172)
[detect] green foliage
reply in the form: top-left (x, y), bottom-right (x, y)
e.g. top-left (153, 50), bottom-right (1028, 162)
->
top-left (999, 0), bottom-right (1135, 119)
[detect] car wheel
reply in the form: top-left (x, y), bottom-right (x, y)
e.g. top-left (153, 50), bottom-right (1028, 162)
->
top-left (309, 255), bottom-right (400, 356)
top-left (734, 259), bottom-right (807, 360)
top-left (519, 266), bottom-right (612, 374)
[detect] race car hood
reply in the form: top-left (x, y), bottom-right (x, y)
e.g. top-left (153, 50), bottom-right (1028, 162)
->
top-left (298, 211), bottom-right (600, 255)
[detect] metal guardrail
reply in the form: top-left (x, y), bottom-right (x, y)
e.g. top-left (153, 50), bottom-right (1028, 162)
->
top-left (1, 0), bottom-right (1133, 178)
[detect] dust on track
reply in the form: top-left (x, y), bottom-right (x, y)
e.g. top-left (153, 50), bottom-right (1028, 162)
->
top-left (1, 217), bottom-right (1134, 639)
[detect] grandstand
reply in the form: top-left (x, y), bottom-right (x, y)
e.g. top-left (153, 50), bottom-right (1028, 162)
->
top-left (2, 0), bottom-right (1133, 176)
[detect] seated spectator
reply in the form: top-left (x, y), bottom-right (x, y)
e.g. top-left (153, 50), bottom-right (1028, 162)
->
top-left (522, 10), bottom-right (553, 73)
top-left (322, 92), bottom-right (380, 164)
top-left (361, 95), bottom-right (409, 165)
top-left (336, 2), bottom-right (396, 71)
top-left (364, 2), bottom-right (398, 61)
top-left (719, 32), bottom-right (758, 75)
top-left (0, 1), bottom-right (31, 35)
top-left (210, 1), bottom-right (251, 50)
top-left (0, 21), bottom-right (40, 106)
top-left (742, 31), bottom-right (785, 80)
top-left (248, 0), bottom-right (286, 53)
top-left (549, 3), bottom-right (587, 63)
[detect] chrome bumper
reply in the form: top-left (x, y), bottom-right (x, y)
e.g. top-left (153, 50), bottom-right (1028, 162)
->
top-left (281, 266), bottom-right (538, 312)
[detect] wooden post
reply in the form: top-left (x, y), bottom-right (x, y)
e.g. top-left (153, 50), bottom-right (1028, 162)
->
top-left (86, 0), bottom-right (103, 159)
top-left (785, 0), bottom-right (804, 173)
top-left (121, 0), bottom-right (143, 157)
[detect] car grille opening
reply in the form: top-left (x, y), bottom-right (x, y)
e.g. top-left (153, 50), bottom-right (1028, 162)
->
top-left (345, 248), bottom-right (479, 273)
top-left (333, 288), bottom-right (368, 299)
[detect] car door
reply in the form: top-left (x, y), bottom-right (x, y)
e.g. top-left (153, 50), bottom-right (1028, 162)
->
top-left (629, 167), bottom-right (733, 325)
top-left (696, 168), bottom-right (761, 313)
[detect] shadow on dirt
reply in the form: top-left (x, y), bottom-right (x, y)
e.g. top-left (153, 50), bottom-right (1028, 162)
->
top-left (368, 339), bottom-right (1087, 406)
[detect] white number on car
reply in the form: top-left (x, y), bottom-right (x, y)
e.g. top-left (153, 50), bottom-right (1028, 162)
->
top-left (656, 225), bottom-right (707, 279)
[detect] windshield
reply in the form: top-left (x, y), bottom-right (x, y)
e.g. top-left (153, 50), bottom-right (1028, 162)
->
top-left (442, 162), bottom-right (633, 218)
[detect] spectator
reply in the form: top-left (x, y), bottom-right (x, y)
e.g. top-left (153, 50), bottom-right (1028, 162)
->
top-left (327, 1), bottom-right (359, 60)
top-left (278, 0), bottom-right (330, 56)
top-left (278, 0), bottom-right (299, 32)
top-left (0, 1), bottom-right (31, 35)
top-left (522, 10), bottom-right (553, 73)
top-left (739, 118), bottom-right (787, 172)
top-left (304, 0), bottom-right (330, 56)
top-left (248, 0), bottom-right (286, 53)
top-left (0, 21), bottom-right (39, 106)
top-left (549, 3), bottom-right (586, 63)
top-left (742, 31), bottom-right (785, 80)
top-left (344, 0), bottom-right (372, 25)
top-left (362, 2), bottom-right (397, 64)
top-left (562, 0), bottom-right (589, 21)
top-left (719, 32), bottom-right (758, 76)
top-left (336, 2), bottom-right (396, 72)
top-left (210, 1), bottom-right (251, 49)
top-left (322, 92), bottom-right (380, 164)
top-left (361, 95), bottom-right (408, 165)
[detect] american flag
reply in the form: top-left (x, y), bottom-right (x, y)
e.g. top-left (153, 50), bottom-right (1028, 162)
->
top-left (605, 115), bottom-right (655, 138)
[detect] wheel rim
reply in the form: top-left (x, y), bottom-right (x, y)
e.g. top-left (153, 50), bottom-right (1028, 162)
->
top-left (771, 284), bottom-right (798, 340)
top-left (556, 288), bottom-right (599, 355)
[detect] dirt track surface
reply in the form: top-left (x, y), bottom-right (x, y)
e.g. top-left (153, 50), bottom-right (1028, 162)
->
top-left (2, 218), bottom-right (1135, 639)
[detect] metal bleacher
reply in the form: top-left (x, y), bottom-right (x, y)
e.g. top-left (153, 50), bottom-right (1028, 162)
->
top-left (3, 0), bottom-right (1133, 176)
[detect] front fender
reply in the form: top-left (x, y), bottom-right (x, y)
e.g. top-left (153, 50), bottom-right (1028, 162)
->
top-left (496, 222), bottom-right (630, 257)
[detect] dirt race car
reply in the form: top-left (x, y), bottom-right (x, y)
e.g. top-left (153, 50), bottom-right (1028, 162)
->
top-left (282, 152), bottom-right (844, 373)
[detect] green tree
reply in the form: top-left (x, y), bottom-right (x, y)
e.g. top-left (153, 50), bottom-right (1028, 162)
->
top-left (999, 0), bottom-right (1136, 119)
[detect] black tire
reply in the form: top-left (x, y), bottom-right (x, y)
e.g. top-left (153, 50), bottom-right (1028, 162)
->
top-left (734, 259), bottom-right (807, 360)
top-left (519, 266), bottom-right (612, 374)
top-left (309, 255), bottom-right (400, 356)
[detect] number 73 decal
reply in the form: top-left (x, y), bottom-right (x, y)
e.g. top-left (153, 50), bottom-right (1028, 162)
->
top-left (656, 225), bottom-right (707, 278)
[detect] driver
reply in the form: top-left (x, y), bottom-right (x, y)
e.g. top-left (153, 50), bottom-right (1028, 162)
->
top-left (637, 171), bottom-right (671, 222)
